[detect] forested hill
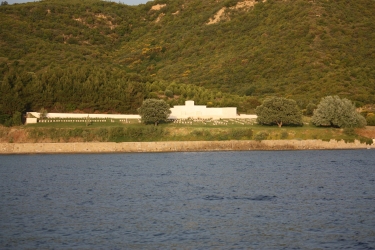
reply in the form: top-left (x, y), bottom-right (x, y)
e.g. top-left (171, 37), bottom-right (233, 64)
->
top-left (1, 0), bottom-right (374, 119)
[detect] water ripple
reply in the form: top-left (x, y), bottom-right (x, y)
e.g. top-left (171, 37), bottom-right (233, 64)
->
top-left (0, 150), bottom-right (374, 249)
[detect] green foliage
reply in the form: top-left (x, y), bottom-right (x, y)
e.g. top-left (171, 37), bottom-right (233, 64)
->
top-left (256, 97), bottom-right (303, 127)
top-left (16, 117), bottom-right (372, 143)
top-left (359, 136), bottom-right (373, 145)
top-left (311, 96), bottom-right (367, 128)
top-left (230, 128), bottom-right (253, 140)
top-left (164, 89), bottom-right (173, 98)
top-left (304, 103), bottom-right (317, 116)
top-left (245, 86), bottom-right (256, 97)
top-left (109, 127), bottom-right (125, 141)
top-left (280, 130), bottom-right (289, 139)
top-left (39, 108), bottom-right (48, 120)
top-left (0, 114), bottom-right (10, 125)
top-left (224, 0), bottom-right (238, 8)
top-left (11, 111), bottom-right (23, 126)
top-left (95, 127), bottom-right (109, 141)
top-left (0, 0), bottom-right (374, 117)
top-left (189, 128), bottom-right (253, 140)
top-left (0, 66), bottom-right (148, 115)
top-left (108, 126), bottom-right (167, 142)
top-left (254, 131), bottom-right (269, 142)
top-left (190, 129), bottom-right (204, 137)
top-left (28, 127), bottom-right (94, 142)
top-left (366, 113), bottom-right (375, 126)
top-left (138, 99), bottom-right (171, 126)
top-left (343, 128), bottom-right (356, 136)
top-left (26, 125), bottom-right (167, 142)
top-left (1, 111), bottom-right (22, 127)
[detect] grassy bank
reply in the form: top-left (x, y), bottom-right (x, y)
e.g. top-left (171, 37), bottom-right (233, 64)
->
top-left (1, 118), bottom-right (373, 145)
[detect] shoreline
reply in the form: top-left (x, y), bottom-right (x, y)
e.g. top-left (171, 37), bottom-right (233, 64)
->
top-left (1, 139), bottom-right (374, 154)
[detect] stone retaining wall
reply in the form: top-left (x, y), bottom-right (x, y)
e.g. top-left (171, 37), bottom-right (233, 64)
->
top-left (0, 140), bottom-right (373, 154)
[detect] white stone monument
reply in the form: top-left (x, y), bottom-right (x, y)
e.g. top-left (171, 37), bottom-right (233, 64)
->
top-left (169, 100), bottom-right (237, 119)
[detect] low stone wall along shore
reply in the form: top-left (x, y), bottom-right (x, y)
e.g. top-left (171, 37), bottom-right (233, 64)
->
top-left (1, 140), bottom-right (374, 154)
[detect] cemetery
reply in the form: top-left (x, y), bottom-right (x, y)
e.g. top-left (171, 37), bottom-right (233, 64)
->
top-left (26, 101), bottom-right (257, 125)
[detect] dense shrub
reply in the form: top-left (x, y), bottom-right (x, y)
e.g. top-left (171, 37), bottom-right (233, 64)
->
top-left (254, 131), bottom-right (269, 141)
top-left (359, 137), bottom-right (373, 145)
top-left (109, 127), bottom-right (125, 141)
top-left (2, 112), bottom-right (23, 127)
top-left (0, 114), bottom-right (10, 125)
top-left (230, 128), bottom-right (253, 140)
top-left (190, 129), bottom-right (212, 139)
top-left (95, 128), bottom-right (109, 141)
top-left (280, 130), bottom-right (289, 139)
top-left (164, 89), bottom-right (174, 98)
top-left (304, 103), bottom-right (317, 116)
top-left (343, 128), bottom-right (356, 136)
top-left (312, 96), bottom-right (366, 128)
top-left (366, 113), bottom-right (375, 126)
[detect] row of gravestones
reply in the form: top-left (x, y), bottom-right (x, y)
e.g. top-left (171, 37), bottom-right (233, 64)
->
top-left (39, 119), bottom-right (107, 123)
top-left (38, 119), bottom-right (141, 123)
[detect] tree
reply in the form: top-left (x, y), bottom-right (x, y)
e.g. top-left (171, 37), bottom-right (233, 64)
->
top-left (164, 89), bottom-right (173, 98)
top-left (256, 97), bottom-right (303, 127)
top-left (3, 111), bottom-right (22, 127)
top-left (11, 111), bottom-right (23, 126)
top-left (304, 102), bottom-right (317, 116)
top-left (311, 96), bottom-right (366, 128)
top-left (366, 113), bottom-right (375, 126)
top-left (138, 99), bottom-right (171, 126)
top-left (39, 108), bottom-right (48, 120)
top-left (85, 115), bottom-right (91, 127)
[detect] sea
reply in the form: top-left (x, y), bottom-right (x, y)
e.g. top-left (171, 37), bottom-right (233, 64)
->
top-left (0, 150), bottom-right (374, 249)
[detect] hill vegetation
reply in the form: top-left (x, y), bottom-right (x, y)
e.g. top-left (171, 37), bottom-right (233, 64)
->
top-left (1, 0), bottom-right (374, 123)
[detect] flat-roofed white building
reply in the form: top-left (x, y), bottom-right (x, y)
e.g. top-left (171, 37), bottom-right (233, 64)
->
top-left (169, 100), bottom-right (238, 119)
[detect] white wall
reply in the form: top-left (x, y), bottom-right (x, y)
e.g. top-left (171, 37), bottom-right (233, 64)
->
top-left (25, 118), bottom-right (38, 124)
top-left (170, 101), bottom-right (238, 119)
top-left (236, 114), bottom-right (257, 119)
top-left (27, 112), bottom-right (140, 119)
top-left (27, 101), bottom-right (256, 122)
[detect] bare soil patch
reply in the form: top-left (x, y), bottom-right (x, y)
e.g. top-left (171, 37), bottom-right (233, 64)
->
top-left (207, 0), bottom-right (265, 25)
top-left (356, 126), bottom-right (375, 139)
top-left (151, 4), bottom-right (166, 11)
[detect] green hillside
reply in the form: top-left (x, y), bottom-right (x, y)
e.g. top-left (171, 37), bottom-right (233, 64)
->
top-left (1, 0), bottom-right (374, 121)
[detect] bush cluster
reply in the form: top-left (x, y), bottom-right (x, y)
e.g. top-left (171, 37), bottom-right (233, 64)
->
top-left (27, 126), bottom-right (168, 142)
top-left (366, 113), bottom-right (375, 126)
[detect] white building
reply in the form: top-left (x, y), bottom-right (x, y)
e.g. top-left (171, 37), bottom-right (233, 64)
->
top-left (25, 112), bottom-right (141, 124)
top-left (26, 100), bottom-right (256, 124)
top-left (169, 100), bottom-right (238, 119)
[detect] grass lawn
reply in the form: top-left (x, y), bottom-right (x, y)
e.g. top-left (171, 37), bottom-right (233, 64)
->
top-left (1, 118), bottom-right (369, 143)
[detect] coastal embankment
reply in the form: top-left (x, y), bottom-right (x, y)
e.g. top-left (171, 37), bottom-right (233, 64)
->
top-left (1, 139), bottom-right (374, 154)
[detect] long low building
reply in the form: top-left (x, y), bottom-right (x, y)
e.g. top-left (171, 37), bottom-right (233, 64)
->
top-left (26, 100), bottom-right (257, 124)
top-left (27, 112), bottom-right (140, 119)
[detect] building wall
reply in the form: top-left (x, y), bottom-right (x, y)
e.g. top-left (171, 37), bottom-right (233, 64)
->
top-left (170, 100), bottom-right (238, 119)
top-left (27, 100), bottom-right (256, 122)
top-left (27, 112), bottom-right (141, 119)
top-left (25, 118), bottom-right (38, 124)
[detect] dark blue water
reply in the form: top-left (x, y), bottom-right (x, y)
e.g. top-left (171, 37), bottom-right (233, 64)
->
top-left (0, 150), bottom-right (374, 249)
